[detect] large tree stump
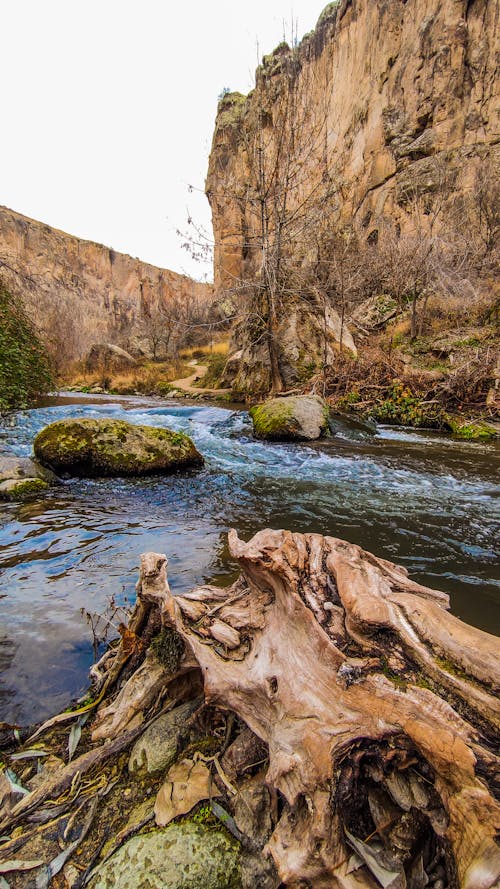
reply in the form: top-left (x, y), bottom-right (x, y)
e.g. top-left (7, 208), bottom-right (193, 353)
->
top-left (90, 530), bottom-right (499, 889)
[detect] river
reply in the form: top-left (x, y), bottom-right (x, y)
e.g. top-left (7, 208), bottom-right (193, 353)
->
top-left (0, 393), bottom-right (499, 725)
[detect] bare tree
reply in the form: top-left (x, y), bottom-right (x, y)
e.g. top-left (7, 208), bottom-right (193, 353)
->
top-left (206, 35), bottom-right (338, 393)
top-left (449, 160), bottom-right (500, 275)
top-left (139, 309), bottom-right (168, 361)
top-left (135, 290), bottom-right (225, 361)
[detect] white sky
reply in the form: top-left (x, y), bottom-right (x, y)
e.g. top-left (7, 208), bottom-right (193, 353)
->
top-left (1, 1), bottom-right (326, 281)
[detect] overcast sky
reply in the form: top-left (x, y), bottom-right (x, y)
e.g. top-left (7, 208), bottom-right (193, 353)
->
top-left (1, 1), bottom-right (326, 280)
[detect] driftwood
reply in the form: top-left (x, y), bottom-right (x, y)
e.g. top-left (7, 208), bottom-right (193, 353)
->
top-left (1, 532), bottom-right (499, 889)
top-left (87, 533), bottom-right (500, 889)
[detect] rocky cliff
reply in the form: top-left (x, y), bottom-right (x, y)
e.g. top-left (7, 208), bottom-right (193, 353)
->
top-left (207, 0), bottom-right (499, 394)
top-left (0, 206), bottom-right (212, 364)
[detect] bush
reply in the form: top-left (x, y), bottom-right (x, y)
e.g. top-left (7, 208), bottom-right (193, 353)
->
top-left (368, 382), bottom-right (447, 429)
top-left (199, 353), bottom-right (227, 388)
top-left (0, 282), bottom-right (53, 412)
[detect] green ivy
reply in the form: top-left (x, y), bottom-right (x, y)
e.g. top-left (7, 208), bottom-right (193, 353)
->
top-left (368, 382), bottom-right (447, 429)
top-left (0, 282), bottom-right (53, 413)
top-left (336, 389), bottom-right (361, 410)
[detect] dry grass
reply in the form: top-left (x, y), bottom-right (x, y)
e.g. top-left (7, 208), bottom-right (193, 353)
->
top-left (179, 335), bottom-right (230, 362)
top-left (61, 358), bottom-right (192, 396)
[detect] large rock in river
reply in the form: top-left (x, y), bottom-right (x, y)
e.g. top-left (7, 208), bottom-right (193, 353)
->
top-left (89, 822), bottom-right (241, 889)
top-left (250, 395), bottom-right (330, 441)
top-left (34, 418), bottom-right (203, 477)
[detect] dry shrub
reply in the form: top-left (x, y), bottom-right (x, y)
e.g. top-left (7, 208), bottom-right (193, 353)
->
top-left (436, 349), bottom-right (498, 410)
top-left (324, 347), bottom-right (402, 402)
top-left (62, 358), bottom-right (192, 395)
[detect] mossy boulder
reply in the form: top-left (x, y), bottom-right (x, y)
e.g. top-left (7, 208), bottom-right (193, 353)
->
top-left (33, 418), bottom-right (204, 477)
top-left (89, 822), bottom-right (241, 889)
top-left (0, 476), bottom-right (49, 501)
top-left (249, 395), bottom-right (330, 441)
top-left (0, 454), bottom-right (57, 501)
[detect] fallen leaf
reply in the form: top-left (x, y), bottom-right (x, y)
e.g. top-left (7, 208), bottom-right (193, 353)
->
top-left (9, 750), bottom-right (49, 762)
top-left (4, 770), bottom-right (29, 797)
top-left (68, 712), bottom-right (88, 763)
top-left (0, 859), bottom-right (44, 873)
top-left (154, 758), bottom-right (221, 827)
top-left (35, 797), bottom-right (98, 889)
top-left (344, 829), bottom-right (406, 889)
top-left (118, 624), bottom-right (144, 657)
top-left (211, 802), bottom-right (244, 841)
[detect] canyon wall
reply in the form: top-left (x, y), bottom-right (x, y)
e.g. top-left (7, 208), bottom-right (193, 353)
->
top-left (206, 0), bottom-right (499, 393)
top-left (0, 206), bottom-right (212, 362)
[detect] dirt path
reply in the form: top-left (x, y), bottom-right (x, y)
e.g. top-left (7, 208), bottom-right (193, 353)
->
top-left (169, 361), bottom-right (231, 396)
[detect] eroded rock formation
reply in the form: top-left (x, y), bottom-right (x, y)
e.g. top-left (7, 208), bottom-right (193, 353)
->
top-left (0, 206), bottom-right (212, 360)
top-left (207, 0), bottom-right (499, 394)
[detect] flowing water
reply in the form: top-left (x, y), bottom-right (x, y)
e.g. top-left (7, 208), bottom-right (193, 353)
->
top-left (0, 394), bottom-right (499, 725)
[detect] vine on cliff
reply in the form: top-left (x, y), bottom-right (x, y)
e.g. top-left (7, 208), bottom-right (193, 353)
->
top-left (0, 281), bottom-right (53, 412)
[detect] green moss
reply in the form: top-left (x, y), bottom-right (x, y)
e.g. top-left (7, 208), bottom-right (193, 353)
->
top-left (262, 41), bottom-right (291, 71)
top-left (216, 92), bottom-right (247, 130)
top-left (250, 401), bottom-right (298, 438)
top-left (380, 656), bottom-right (408, 691)
top-left (150, 628), bottom-right (185, 673)
top-left (91, 822), bottom-right (241, 889)
top-left (156, 381), bottom-right (174, 397)
top-left (335, 389), bottom-right (361, 410)
top-left (414, 676), bottom-right (434, 691)
top-left (182, 736), bottom-right (221, 760)
top-left (296, 349), bottom-right (318, 382)
top-left (250, 396), bottom-right (330, 441)
top-left (436, 656), bottom-right (470, 682)
top-left (452, 336), bottom-right (482, 348)
top-left (0, 477), bottom-right (49, 501)
top-left (446, 418), bottom-right (496, 440)
top-left (191, 804), bottom-right (218, 827)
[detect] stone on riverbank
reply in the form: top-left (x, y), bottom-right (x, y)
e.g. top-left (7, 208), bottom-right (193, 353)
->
top-left (447, 417), bottom-right (497, 440)
top-left (128, 700), bottom-right (198, 775)
top-left (89, 822), bottom-right (241, 889)
top-left (33, 418), bottom-right (204, 477)
top-left (0, 454), bottom-right (56, 501)
top-left (249, 395), bottom-right (330, 441)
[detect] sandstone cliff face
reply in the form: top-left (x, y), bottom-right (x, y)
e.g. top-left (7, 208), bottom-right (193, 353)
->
top-left (207, 0), bottom-right (499, 393)
top-left (0, 206), bottom-right (211, 361)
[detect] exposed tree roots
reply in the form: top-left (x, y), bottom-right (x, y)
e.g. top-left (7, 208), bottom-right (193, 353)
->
top-left (1, 530), bottom-right (499, 888)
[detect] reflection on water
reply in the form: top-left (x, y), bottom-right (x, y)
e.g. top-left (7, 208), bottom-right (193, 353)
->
top-left (1, 394), bottom-right (499, 724)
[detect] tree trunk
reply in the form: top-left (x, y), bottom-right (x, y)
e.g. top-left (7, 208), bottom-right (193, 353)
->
top-left (410, 294), bottom-right (418, 341)
top-left (267, 321), bottom-right (283, 393)
top-left (90, 530), bottom-right (500, 889)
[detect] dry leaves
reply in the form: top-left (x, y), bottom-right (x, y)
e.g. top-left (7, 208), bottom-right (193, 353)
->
top-left (154, 758), bottom-right (220, 827)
